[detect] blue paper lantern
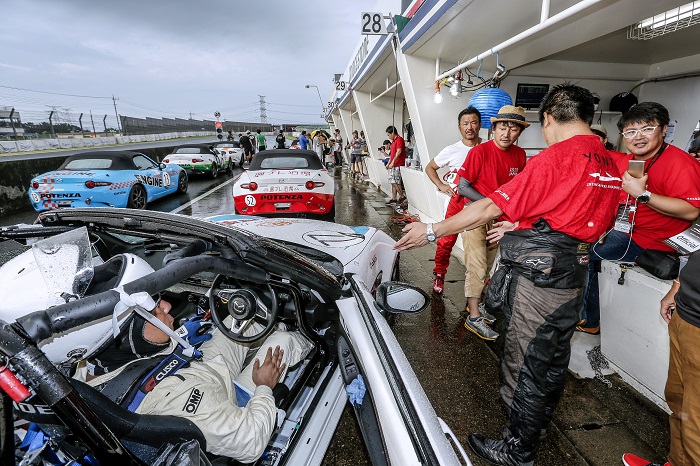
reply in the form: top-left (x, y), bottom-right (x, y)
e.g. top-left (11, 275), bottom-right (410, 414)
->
top-left (467, 88), bottom-right (513, 130)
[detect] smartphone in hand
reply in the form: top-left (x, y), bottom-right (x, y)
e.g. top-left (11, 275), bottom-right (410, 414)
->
top-left (628, 159), bottom-right (645, 178)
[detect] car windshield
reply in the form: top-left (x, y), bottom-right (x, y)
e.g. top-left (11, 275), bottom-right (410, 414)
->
top-left (174, 148), bottom-right (206, 154)
top-left (259, 157), bottom-right (309, 169)
top-left (64, 159), bottom-right (112, 170)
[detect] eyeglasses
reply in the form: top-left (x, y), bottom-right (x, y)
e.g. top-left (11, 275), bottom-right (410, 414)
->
top-left (621, 125), bottom-right (659, 139)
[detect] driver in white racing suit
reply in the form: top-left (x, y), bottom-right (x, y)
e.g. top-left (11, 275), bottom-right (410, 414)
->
top-left (78, 296), bottom-right (312, 463)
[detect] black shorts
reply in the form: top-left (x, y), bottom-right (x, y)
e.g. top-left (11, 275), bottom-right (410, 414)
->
top-left (244, 147), bottom-right (254, 156)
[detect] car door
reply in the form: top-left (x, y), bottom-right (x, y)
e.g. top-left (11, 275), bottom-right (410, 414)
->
top-left (332, 278), bottom-right (471, 466)
top-left (132, 154), bottom-right (168, 200)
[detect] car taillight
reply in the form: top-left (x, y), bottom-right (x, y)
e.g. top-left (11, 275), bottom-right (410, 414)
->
top-left (229, 150), bottom-right (234, 154)
top-left (164, 159), bottom-right (169, 163)
top-left (85, 180), bottom-right (112, 189)
top-left (241, 182), bottom-right (258, 191)
top-left (31, 181), bottom-right (39, 189)
top-left (305, 181), bottom-right (325, 189)
top-left (192, 158), bottom-right (203, 163)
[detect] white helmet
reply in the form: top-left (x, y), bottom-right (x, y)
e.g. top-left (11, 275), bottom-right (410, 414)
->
top-left (0, 251), bottom-right (156, 365)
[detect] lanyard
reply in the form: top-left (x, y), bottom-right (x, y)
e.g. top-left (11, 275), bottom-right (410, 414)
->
top-left (642, 143), bottom-right (668, 175)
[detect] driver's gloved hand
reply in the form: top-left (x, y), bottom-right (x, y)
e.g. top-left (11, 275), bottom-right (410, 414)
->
top-left (178, 317), bottom-right (214, 346)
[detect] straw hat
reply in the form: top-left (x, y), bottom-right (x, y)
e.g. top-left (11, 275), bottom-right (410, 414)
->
top-left (490, 105), bottom-right (530, 128)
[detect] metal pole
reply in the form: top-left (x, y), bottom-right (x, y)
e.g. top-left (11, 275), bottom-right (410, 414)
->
top-left (112, 95), bottom-right (122, 134)
top-left (9, 108), bottom-right (17, 139)
top-left (90, 111), bottom-right (96, 136)
top-left (79, 113), bottom-right (85, 138)
top-left (49, 111), bottom-right (56, 138)
top-left (103, 115), bottom-right (108, 135)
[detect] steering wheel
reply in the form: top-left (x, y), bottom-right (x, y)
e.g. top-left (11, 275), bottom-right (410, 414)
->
top-left (209, 274), bottom-right (278, 343)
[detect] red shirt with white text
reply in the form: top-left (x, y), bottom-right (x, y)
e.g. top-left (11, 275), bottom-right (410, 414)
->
top-left (457, 140), bottom-right (526, 196)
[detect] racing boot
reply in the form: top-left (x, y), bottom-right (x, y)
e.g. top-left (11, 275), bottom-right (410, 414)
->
top-left (468, 433), bottom-right (534, 466)
top-left (432, 274), bottom-right (445, 294)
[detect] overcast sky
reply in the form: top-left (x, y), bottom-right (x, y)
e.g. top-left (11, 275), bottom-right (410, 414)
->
top-left (0, 0), bottom-right (376, 125)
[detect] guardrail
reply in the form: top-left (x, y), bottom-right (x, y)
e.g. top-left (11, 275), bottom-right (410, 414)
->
top-left (0, 131), bottom-right (216, 154)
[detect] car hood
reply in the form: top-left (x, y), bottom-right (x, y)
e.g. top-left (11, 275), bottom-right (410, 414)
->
top-left (207, 214), bottom-right (375, 266)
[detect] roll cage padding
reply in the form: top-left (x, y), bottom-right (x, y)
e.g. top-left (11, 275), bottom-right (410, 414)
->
top-left (12, 255), bottom-right (269, 349)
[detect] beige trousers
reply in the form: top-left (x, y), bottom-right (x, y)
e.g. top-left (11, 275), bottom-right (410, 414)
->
top-left (461, 221), bottom-right (498, 298)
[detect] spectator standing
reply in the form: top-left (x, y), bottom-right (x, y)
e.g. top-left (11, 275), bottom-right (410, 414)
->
top-left (334, 129), bottom-right (343, 165)
top-left (256, 129), bottom-right (266, 152)
top-left (350, 130), bottom-right (362, 177)
top-left (239, 131), bottom-right (254, 163)
top-left (457, 105), bottom-right (528, 340)
top-left (426, 106), bottom-right (482, 295)
top-left (275, 129), bottom-right (286, 149)
top-left (385, 125), bottom-right (406, 206)
top-left (394, 84), bottom-right (622, 465)
top-left (579, 102), bottom-right (700, 335)
top-left (299, 131), bottom-right (310, 150)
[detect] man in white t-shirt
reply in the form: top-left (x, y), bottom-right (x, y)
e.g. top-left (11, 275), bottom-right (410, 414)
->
top-left (425, 107), bottom-right (482, 294)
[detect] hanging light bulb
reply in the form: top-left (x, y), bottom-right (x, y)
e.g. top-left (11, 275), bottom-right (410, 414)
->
top-left (433, 81), bottom-right (443, 104)
top-left (450, 72), bottom-right (462, 97)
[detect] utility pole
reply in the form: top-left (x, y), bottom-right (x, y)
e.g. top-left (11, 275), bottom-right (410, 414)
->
top-left (48, 110), bottom-right (56, 138)
top-left (79, 113), bottom-right (84, 138)
top-left (103, 115), bottom-right (108, 135)
top-left (259, 95), bottom-right (268, 124)
top-left (112, 95), bottom-right (122, 134)
top-left (90, 111), bottom-right (96, 135)
top-left (9, 108), bottom-right (17, 139)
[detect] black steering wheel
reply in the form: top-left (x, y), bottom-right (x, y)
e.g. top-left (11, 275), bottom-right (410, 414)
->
top-left (209, 274), bottom-right (278, 343)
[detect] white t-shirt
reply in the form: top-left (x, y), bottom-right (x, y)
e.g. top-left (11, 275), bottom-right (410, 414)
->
top-left (432, 140), bottom-right (477, 189)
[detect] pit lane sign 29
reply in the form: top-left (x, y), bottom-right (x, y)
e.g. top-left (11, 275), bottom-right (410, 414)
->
top-left (361, 12), bottom-right (388, 35)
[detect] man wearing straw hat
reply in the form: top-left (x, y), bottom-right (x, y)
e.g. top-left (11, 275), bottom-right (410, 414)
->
top-left (394, 84), bottom-right (621, 465)
top-left (456, 105), bottom-right (528, 341)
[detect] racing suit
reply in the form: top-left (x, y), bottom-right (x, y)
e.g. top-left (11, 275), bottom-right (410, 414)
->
top-left (135, 325), bottom-right (312, 462)
top-left (484, 218), bottom-right (590, 462)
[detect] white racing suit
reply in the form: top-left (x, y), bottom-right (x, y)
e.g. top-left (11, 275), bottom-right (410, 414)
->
top-left (135, 323), bottom-right (312, 462)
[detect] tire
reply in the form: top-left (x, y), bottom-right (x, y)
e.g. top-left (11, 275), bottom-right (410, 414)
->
top-left (210, 162), bottom-right (218, 179)
top-left (127, 184), bottom-right (147, 209)
top-left (321, 204), bottom-right (336, 222)
top-left (177, 171), bottom-right (188, 193)
top-left (226, 158), bottom-right (233, 174)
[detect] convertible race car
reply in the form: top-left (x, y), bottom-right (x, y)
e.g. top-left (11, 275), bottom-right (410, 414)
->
top-left (163, 143), bottom-right (232, 178)
top-left (212, 140), bottom-right (244, 167)
top-left (0, 209), bottom-right (472, 466)
top-left (27, 151), bottom-right (188, 212)
top-left (233, 150), bottom-right (335, 220)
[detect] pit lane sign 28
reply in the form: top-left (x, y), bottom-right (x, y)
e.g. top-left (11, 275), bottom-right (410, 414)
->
top-left (361, 12), bottom-right (388, 35)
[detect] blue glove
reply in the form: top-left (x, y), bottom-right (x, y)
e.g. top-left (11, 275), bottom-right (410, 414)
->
top-left (180, 317), bottom-right (213, 346)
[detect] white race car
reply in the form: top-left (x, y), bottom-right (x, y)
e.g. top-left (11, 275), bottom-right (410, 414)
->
top-left (212, 140), bottom-right (244, 168)
top-left (233, 149), bottom-right (335, 220)
top-left (0, 208), bottom-right (472, 466)
top-left (163, 143), bottom-right (232, 178)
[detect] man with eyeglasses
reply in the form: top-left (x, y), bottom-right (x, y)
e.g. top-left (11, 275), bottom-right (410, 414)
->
top-left (579, 102), bottom-right (700, 335)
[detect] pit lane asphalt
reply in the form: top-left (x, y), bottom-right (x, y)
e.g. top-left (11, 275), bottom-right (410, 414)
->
top-left (1, 165), bottom-right (671, 465)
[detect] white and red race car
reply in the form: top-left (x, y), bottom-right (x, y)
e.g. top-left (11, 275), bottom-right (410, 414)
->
top-left (233, 149), bottom-right (335, 220)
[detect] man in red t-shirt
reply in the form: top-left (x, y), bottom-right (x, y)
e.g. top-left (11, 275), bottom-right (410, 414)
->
top-left (395, 84), bottom-right (621, 465)
top-left (456, 105), bottom-right (527, 341)
top-left (578, 102), bottom-right (700, 335)
top-left (385, 125), bottom-right (406, 206)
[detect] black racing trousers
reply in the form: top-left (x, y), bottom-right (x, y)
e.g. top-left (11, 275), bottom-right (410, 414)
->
top-left (499, 272), bottom-right (583, 462)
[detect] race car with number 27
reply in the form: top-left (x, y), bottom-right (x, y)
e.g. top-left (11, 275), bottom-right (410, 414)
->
top-left (233, 149), bottom-right (335, 220)
top-left (27, 151), bottom-right (187, 213)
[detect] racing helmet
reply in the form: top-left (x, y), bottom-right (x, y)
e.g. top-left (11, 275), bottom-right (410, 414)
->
top-left (0, 251), bottom-right (157, 365)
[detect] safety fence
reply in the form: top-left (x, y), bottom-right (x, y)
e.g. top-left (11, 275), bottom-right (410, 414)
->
top-left (0, 131), bottom-right (215, 154)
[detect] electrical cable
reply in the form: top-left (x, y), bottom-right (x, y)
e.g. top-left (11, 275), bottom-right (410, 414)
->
top-left (0, 85), bottom-right (110, 99)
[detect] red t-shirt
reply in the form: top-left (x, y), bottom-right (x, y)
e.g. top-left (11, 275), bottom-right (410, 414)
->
top-left (457, 140), bottom-right (526, 196)
top-left (487, 135), bottom-right (621, 243)
top-left (613, 145), bottom-right (700, 251)
top-left (390, 135), bottom-right (406, 167)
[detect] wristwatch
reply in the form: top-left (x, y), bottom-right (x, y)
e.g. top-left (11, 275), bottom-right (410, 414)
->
top-left (636, 190), bottom-right (652, 204)
top-left (426, 223), bottom-right (436, 242)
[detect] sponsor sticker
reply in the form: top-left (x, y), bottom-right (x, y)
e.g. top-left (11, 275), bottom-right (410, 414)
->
top-left (183, 387), bottom-right (204, 414)
top-left (302, 230), bottom-right (365, 248)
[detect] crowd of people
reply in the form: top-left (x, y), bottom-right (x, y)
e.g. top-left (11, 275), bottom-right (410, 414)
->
top-left (394, 83), bottom-right (700, 466)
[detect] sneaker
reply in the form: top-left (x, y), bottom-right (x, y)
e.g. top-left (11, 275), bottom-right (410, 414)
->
top-left (575, 324), bottom-right (600, 335)
top-left (432, 274), bottom-right (445, 294)
top-left (468, 433), bottom-right (533, 466)
top-left (464, 317), bottom-right (499, 341)
top-left (385, 199), bottom-right (397, 205)
top-left (478, 302), bottom-right (496, 325)
top-left (622, 453), bottom-right (670, 466)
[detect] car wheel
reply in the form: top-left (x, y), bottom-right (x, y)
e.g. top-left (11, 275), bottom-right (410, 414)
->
top-left (210, 162), bottom-right (218, 179)
top-left (226, 158), bottom-right (233, 174)
top-left (321, 204), bottom-right (336, 222)
top-left (177, 171), bottom-right (188, 193)
top-left (127, 184), bottom-right (147, 209)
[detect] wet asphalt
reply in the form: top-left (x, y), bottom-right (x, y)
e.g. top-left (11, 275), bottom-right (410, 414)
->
top-left (321, 168), bottom-right (670, 466)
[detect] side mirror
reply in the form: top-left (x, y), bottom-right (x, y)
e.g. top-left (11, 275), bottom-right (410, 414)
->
top-left (375, 282), bottom-right (429, 314)
top-left (159, 163), bottom-right (167, 170)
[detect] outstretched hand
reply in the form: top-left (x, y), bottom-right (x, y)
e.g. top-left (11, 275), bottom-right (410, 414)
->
top-left (252, 346), bottom-right (286, 389)
top-left (394, 222), bottom-right (428, 251)
top-left (486, 221), bottom-right (517, 244)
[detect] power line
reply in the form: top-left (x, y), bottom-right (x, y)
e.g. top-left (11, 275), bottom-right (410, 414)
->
top-left (0, 84), bottom-right (110, 99)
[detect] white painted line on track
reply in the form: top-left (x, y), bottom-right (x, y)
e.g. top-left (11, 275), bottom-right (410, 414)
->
top-left (169, 173), bottom-right (240, 214)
